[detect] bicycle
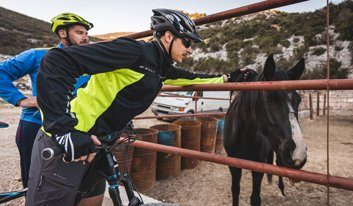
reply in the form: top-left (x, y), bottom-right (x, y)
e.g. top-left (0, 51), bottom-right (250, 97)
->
top-left (70, 128), bottom-right (144, 206)
top-left (0, 121), bottom-right (170, 206)
top-left (0, 121), bottom-right (28, 204)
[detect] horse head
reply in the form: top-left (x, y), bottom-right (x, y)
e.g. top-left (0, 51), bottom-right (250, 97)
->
top-left (255, 55), bottom-right (307, 169)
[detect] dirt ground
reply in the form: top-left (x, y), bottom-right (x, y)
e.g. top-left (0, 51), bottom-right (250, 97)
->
top-left (144, 115), bottom-right (353, 206)
top-left (0, 103), bottom-right (353, 206)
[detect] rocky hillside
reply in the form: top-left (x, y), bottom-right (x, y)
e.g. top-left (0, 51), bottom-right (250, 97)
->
top-left (1, 1), bottom-right (352, 79)
top-left (0, 7), bottom-right (58, 55)
top-left (94, 32), bottom-right (134, 40)
top-left (178, 1), bottom-right (353, 79)
top-left (0, 6), bottom-right (101, 56)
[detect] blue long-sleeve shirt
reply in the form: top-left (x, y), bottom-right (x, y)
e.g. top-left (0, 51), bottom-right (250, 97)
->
top-left (0, 43), bottom-right (90, 125)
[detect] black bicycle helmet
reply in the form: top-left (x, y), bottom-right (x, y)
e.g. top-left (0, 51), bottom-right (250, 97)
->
top-left (151, 9), bottom-right (202, 43)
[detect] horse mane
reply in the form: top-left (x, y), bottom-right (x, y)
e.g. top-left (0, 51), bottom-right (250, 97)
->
top-left (226, 68), bottom-right (292, 140)
top-left (226, 74), bottom-right (259, 141)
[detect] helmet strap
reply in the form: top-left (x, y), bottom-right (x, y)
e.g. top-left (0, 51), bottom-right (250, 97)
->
top-left (156, 36), bottom-right (173, 62)
top-left (168, 38), bottom-right (175, 61)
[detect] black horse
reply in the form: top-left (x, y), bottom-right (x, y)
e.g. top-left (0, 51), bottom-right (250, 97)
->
top-left (224, 55), bottom-right (307, 206)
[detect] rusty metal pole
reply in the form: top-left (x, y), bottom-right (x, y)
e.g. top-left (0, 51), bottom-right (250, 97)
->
top-left (325, 0), bottom-right (331, 204)
top-left (124, 0), bottom-right (309, 40)
top-left (195, 96), bottom-right (198, 114)
top-left (135, 112), bottom-right (226, 120)
top-left (317, 92), bottom-right (320, 117)
top-left (131, 140), bottom-right (353, 191)
top-left (323, 94), bottom-right (327, 116)
top-left (309, 93), bottom-right (313, 120)
top-left (229, 91), bottom-right (232, 104)
top-left (161, 79), bottom-right (353, 92)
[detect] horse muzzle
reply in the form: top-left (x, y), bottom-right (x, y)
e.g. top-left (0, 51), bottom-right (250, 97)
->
top-left (279, 140), bottom-right (307, 169)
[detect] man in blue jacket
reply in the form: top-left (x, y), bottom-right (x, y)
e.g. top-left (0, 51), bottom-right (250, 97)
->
top-left (0, 12), bottom-right (93, 188)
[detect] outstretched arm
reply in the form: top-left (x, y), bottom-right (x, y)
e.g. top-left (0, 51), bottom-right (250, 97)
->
top-left (163, 65), bottom-right (224, 86)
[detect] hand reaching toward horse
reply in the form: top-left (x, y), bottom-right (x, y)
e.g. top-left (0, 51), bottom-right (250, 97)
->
top-left (225, 68), bottom-right (257, 82)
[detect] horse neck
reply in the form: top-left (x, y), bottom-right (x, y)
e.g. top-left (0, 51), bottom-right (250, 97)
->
top-left (234, 90), bottom-right (262, 130)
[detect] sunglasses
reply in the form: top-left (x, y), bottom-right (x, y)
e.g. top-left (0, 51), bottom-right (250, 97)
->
top-left (180, 37), bottom-right (192, 48)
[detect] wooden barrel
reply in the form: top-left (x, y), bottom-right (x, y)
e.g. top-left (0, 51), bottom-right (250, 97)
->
top-left (212, 114), bottom-right (226, 154)
top-left (149, 124), bottom-right (181, 180)
top-left (112, 144), bottom-right (134, 175)
top-left (196, 117), bottom-right (218, 153)
top-left (174, 120), bottom-right (201, 170)
top-left (130, 128), bottom-right (158, 192)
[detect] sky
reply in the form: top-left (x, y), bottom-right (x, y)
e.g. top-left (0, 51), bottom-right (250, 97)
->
top-left (0, 0), bottom-right (344, 35)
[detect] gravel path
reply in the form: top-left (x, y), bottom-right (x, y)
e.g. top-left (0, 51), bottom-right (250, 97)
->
top-left (1, 103), bottom-right (353, 206)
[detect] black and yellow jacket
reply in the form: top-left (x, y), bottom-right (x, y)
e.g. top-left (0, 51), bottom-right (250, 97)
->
top-left (37, 38), bottom-right (224, 136)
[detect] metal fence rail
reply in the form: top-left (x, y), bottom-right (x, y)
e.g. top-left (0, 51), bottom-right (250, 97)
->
top-left (124, 0), bottom-right (309, 39)
top-left (131, 140), bottom-right (353, 191)
top-left (161, 79), bottom-right (353, 91)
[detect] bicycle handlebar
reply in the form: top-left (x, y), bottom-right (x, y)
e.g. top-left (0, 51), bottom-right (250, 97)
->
top-left (41, 131), bottom-right (136, 161)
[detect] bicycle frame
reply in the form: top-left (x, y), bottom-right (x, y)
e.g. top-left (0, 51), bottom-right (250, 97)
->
top-left (0, 121), bottom-right (8, 128)
top-left (75, 142), bottom-right (143, 206)
top-left (71, 134), bottom-right (143, 206)
top-left (0, 189), bottom-right (27, 204)
top-left (0, 121), bottom-right (27, 203)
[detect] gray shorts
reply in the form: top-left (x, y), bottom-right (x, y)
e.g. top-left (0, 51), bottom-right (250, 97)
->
top-left (25, 130), bottom-right (106, 206)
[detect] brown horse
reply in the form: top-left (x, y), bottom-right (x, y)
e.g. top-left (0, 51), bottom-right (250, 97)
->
top-left (224, 55), bottom-right (307, 206)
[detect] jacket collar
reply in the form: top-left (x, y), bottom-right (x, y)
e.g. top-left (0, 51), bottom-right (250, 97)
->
top-left (152, 40), bottom-right (173, 71)
top-left (57, 42), bottom-right (64, 48)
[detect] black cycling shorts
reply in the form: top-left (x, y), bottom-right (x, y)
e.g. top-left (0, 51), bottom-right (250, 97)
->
top-left (26, 130), bottom-right (106, 206)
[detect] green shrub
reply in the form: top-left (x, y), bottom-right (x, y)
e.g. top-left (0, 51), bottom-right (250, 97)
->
top-left (335, 7), bottom-right (353, 41)
top-left (280, 39), bottom-right (290, 48)
top-left (293, 46), bottom-right (307, 59)
top-left (177, 57), bottom-right (194, 70)
top-left (293, 37), bottom-right (300, 43)
top-left (324, 58), bottom-right (349, 79)
top-left (302, 67), bottom-right (325, 80)
top-left (312, 47), bottom-right (326, 56)
top-left (240, 46), bottom-right (259, 66)
top-left (193, 57), bottom-right (232, 73)
top-left (303, 58), bottom-right (349, 79)
top-left (209, 37), bottom-right (221, 52)
top-left (349, 42), bottom-right (353, 65)
top-left (334, 45), bottom-right (344, 51)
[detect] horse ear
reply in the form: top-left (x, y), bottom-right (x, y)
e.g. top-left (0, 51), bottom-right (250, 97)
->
top-left (263, 54), bottom-right (276, 80)
top-left (288, 58), bottom-right (305, 80)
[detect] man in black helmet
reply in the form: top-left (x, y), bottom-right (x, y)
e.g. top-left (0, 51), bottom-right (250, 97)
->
top-left (26, 9), bottom-right (256, 205)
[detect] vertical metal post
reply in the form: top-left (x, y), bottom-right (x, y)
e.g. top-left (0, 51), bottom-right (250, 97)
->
top-left (325, 0), bottom-right (331, 204)
top-left (195, 95), bottom-right (198, 114)
top-left (309, 93), bottom-right (313, 120)
top-left (317, 92), bottom-right (320, 117)
top-left (323, 94), bottom-right (327, 116)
